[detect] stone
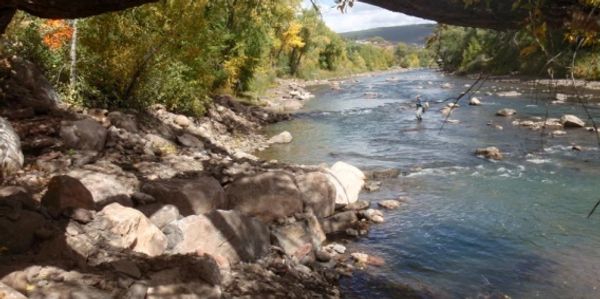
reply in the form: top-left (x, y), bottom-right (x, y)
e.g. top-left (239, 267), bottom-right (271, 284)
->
top-left (343, 200), bottom-right (370, 211)
top-left (60, 119), bottom-right (107, 152)
top-left (346, 228), bottom-right (359, 237)
top-left (324, 243), bottom-right (346, 255)
top-left (378, 199), bottom-right (402, 210)
top-left (359, 209), bottom-right (384, 223)
top-left (177, 133), bottom-right (204, 149)
top-left (225, 171), bottom-right (304, 223)
top-left (111, 260), bottom-right (142, 279)
top-left (475, 146), bottom-right (503, 160)
top-left (364, 168), bottom-right (401, 180)
top-left (145, 134), bottom-right (177, 156)
top-left (41, 175), bottom-right (95, 216)
top-left (496, 108), bottom-right (516, 117)
top-left (351, 252), bottom-right (369, 264)
top-left (555, 93), bottom-right (569, 101)
top-left (164, 210), bottom-right (270, 266)
top-left (296, 171), bottom-right (337, 218)
top-left (272, 214), bottom-right (326, 258)
top-left (107, 111), bottom-right (138, 132)
top-left (552, 130), bottom-right (567, 137)
top-left (315, 250), bottom-right (332, 262)
top-left (367, 255), bottom-right (386, 266)
top-left (497, 91), bottom-right (522, 97)
top-left (560, 114), bottom-right (585, 128)
top-left (0, 210), bottom-right (46, 253)
top-left (268, 131), bottom-right (293, 144)
top-left (97, 203), bottom-right (168, 257)
top-left (363, 181), bottom-right (381, 192)
top-left (0, 117), bottom-right (24, 178)
top-left (68, 162), bottom-right (139, 208)
top-left (469, 97), bottom-right (481, 105)
top-left (142, 177), bottom-right (226, 216)
top-left (174, 115), bottom-right (192, 128)
top-left (5, 57), bottom-right (59, 113)
top-left (320, 211), bottom-right (358, 234)
top-left (137, 204), bottom-right (180, 229)
top-left (327, 162), bottom-right (365, 205)
top-left (0, 282), bottom-right (27, 299)
top-left (520, 120), bottom-right (535, 127)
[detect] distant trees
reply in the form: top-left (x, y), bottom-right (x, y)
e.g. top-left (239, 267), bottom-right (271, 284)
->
top-left (2, 1), bottom-right (416, 116)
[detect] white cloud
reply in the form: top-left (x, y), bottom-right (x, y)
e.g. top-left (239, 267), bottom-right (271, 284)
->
top-left (302, 0), bottom-right (435, 33)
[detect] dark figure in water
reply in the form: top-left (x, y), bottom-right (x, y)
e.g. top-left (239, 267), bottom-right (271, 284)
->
top-left (415, 95), bottom-right (425, 121)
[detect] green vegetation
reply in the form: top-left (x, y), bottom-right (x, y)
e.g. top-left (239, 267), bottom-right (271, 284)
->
top-left (1, 1), bottom-right (430, 116)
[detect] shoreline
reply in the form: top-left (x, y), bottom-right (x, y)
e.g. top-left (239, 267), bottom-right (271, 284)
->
top-left (0, 60), bottom-right (400, 298)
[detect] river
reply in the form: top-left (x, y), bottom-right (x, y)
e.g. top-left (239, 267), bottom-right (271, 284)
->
top-left (258, 69), bottom-right (600, 299)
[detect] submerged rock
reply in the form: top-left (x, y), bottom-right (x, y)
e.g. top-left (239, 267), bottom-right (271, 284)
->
top-left (378, 199), bottom-right (403, 210)
top-left (268, 131), bottom-right (293, 144)
top-left (496, 108), bottom-right (516, 117)
top-left (469, 97), bottom-right (481, 105)
top-left (497, 91), bottom-right (522, 97)
top-left (475, 146), bottom-right (503, 160)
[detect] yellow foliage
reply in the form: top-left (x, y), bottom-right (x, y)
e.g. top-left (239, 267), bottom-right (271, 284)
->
top-left (281, 21), bottom-right (305, 52)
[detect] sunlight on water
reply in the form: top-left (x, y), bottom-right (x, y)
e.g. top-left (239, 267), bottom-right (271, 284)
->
top-left (258, 70), bottom-right (600, 298)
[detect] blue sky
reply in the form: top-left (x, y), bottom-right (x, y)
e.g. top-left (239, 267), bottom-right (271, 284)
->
top-left (302, 0), bottom-right (435, 33)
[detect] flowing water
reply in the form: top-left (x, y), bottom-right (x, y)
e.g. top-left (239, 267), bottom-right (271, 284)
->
top-left (258, 70), bottom-right (600, 299)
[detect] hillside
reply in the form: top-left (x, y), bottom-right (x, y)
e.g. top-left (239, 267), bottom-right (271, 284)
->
top-left (341, 23), bottom-right (436, 45)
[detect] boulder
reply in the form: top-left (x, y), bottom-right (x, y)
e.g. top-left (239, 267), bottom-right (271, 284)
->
top-left (496, 108), bottom-right (517, 117)
top-left (560, 114), bottom-right (585, 128)
top-left (142, 177), bottom-right (226, 216)
top-left (364, 168), bottom-right (401, 180)
top-left (137, 203), bottom-right (180, 229)
top-left (378, 199), bottom-right (403, 210)
top-left (320, 211), bottom-right (358, 234)
top-left (41, 175), bottom-right (95, 215)
top-left (0, 210), bottom-right (46, 253)
top-left (268, 131), bottom-right (293, 144)
top-left (343, 200), bottom-right (370, 211)
top-left (60, 119), bottom-right (107, 152)
top-left (68, 163), bottom-right (139, 208)
top-left (96, 203), bottom-right (168, 257)
top-left (475, 146), bottom-right (503, 160)
top-left (107, 111), bottom-right (138, 132)
top-left (272, 214), bottom-right (326, 258)
top-left (164, 210), bottom-right (270, 266)
top-left (358, 209), bottom-right (384, 223)
top-left (145, 134), bottom-right (177, 156)
top-left (296, 171), bottom-right (337, 218)
top-left (363, 181), bottom-right (381, 192)
top-left (0, 282), bottom-right (27, 299)
top-left (174, 115), bottom-right (192, 128)
top-left (225, 171), bottom-right (304, 223)
top-left (5, 57), bottom-right (59, 113)
top-left (177, 133), bottom-right (204, 149)
top-left (327, 162), bottom-right (365, 205)
top-left (469, 97), bottom-right (481, 105)
top-left (0, 117), bottom-right (24, 178)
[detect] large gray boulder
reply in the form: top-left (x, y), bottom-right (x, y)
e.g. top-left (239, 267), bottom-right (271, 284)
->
top-left (163, 210), bottom-right (270, 268)
top-left (225, 170), bottom-right (337, 223)
top-left (60, 119), bottom-right (107, 152)
top-left (0, 117), bottom-right (24, 178)
top-left (272, 214), bottom-right (326, 258)
top-left (5, 57), bottom-right (59, 113)
top-left (142, 177), bottom-right (226, 216)
top-left (68, 162), bottom-right (139, 208)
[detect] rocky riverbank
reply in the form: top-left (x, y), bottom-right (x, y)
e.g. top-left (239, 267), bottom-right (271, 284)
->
top-left (0, 57), bottom-right (400, 298)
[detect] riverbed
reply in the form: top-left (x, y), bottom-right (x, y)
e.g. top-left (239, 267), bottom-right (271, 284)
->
top-left (258, 69), bottom-right (600, 298)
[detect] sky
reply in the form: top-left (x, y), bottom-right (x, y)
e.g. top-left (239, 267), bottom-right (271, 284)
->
top-left (302, 0), bottom-right (435, 33)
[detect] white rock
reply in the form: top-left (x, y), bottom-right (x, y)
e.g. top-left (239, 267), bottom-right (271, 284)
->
top-left (268, 131), bottom-right (293, 144)
top-left (469, 97), bottom-right (481, 105)
top-left (327, 162), bottom-right (365, 205)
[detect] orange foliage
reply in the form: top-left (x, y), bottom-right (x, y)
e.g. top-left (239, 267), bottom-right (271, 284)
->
top-left (42, 20), bottom-right (74, 50)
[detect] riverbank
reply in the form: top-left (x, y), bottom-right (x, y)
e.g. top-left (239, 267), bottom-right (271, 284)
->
top-left (0, 58), bottom-right (394, 298)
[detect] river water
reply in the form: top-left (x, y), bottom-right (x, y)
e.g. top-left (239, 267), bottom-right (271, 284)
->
top-left (258, 70), bottom-right (600, 299)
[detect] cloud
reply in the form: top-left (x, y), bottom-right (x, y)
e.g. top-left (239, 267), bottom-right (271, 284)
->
top-left (302, 0), bottom-right (435, 33)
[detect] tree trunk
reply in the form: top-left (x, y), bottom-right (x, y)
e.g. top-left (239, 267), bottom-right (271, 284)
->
top-left (69, 19), bottom-right (78, 93)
